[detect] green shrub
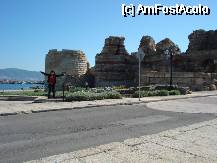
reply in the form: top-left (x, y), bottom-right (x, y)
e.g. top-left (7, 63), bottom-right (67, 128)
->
top-left (147, 91), bottom-right (158, 96)
top-left (104, 91), bottom-right (122, 99)
top-left (68, 87), bottom-right (86, 93)
top-left (65, 90), bottom-right (122, 101)
top-left (66, 91), bottom-right (91, 101)
top-left (169, 90), bottom-right (181, 95)
top-left (112, 85), bottom-right (126, 90)
top-left (155, 85), bottom-right (177, 90)
top-left (140, 86), bottom-right (154, 91)
top-left (132, 91), bottom-right (148, 98)
top-left (91, 88), bottom-right (105, 93)
top-left (157, 90), bottom-right (169, 96)
top-left (133, 90), bottom-right (172, 97)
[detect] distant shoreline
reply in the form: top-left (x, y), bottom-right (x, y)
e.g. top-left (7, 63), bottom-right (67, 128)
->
top-left (0, 81), bottom-right (44, 84)
top-left (0, 89), bottom-right (44, 92)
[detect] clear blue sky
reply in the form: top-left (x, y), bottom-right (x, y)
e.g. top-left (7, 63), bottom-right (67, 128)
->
top-left (0, 0), bottom-right (216, 71)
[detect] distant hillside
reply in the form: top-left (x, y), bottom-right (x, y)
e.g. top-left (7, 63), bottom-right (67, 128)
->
top-left (0, 68), bottom-right (43, 81)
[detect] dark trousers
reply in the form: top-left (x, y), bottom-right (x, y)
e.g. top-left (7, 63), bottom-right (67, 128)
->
top-left (48, 84), bottom-right (55, 98)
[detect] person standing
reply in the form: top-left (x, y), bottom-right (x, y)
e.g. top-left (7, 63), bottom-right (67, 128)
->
top-left (40, 70), bottom-right (65, 98)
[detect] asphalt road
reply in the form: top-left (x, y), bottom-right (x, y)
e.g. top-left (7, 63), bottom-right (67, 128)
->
top-left (0, 100), bottom-right (216, 163)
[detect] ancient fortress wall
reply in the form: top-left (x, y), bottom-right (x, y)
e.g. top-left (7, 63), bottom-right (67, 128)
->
top-left (45, 49), bottom-right (88, 90)
top-left (95, 36), bottom-right (137, 87)
top-left (140, 71), bottom-right (217, 90)
top-left (138, 29), bottom-right (217, 90)
top-left (44, 29), bottom-right (217, 90)
top-left (188, 29), bottom-right (217, 52)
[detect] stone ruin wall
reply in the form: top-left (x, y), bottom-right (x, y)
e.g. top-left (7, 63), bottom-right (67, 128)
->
top-left (139, 29), bottom-right (217, 90)
top-left (44, 29), bottom-right (217, 90)
top-left (187, 29), bottom-right (217, 52)
top-left (95, 36), bottom-right (137, 87)
top-left (139, 30), bottom-right (217, 73)
top-left (45, 49), bottom-right (88, 90)
top-left (140, 71), bottom-right (217, 91)
top-left (186, 29), bottom-right (217, 73)
top-left (94, 30), bottom-right (217, 89)
top-left (139, 36), bottom-right (181, 72)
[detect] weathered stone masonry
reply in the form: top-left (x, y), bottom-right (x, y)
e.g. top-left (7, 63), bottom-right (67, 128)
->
top-left (139, 29), bottom-right (217, 90)
top-left (95, 36), bottom-right (137, 87)
top-left (45, 49), bottom-right (88, 90)
top-left (45, 29), bottom-right (217, 90)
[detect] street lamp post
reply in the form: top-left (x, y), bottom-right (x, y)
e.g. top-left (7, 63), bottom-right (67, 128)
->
top-left (139, 53), bottom-right (141, 101)
top-left (164, 48), bottom-right (173, 89)
top-left (136, 48), bottom-right (145, 101)
top-left (169, 51), bottom-right (173, 88)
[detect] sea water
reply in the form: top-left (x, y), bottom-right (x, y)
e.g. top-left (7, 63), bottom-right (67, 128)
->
top-left (0, 83), bottom-right (44, 90)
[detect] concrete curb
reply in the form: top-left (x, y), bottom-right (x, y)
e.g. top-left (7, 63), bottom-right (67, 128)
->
top-left (1, 92), bottom-right (217, 116)
top-left (0, 112), bottom-right (18, 116)
top-left (30, 93), bottom-right (217, 114)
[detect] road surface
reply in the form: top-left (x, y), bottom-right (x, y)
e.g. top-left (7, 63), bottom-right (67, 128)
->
top-left (0, 96), bottom-right (216, 163)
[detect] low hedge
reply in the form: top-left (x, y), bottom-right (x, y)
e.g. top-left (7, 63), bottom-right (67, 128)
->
top-left (65, 90), bottom-right (122, 101)
top-left (168, 90), bottom-right (181, 95)
top-left (68, 87), bottom-right (86, 93)
top-left (133, 89), bottom-right (181, 98)
top-left (157, 90), bottom-right (169, 96)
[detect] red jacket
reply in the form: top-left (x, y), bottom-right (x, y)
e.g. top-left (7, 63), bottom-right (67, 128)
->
top-left (41, 71), bottom-right (64, 86)
top-left (48, 75), bottom-right (56, 85)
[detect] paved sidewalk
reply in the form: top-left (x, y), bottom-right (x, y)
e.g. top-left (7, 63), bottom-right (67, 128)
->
top-left (25, 118), bottom-right (217, 163)
top-left (0, 91), bottom-right (217, 116)
top-left (147, 96), bottom-right (217, 114)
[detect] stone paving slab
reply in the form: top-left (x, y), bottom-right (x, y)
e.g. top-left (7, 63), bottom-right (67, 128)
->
top-left (25, 118), bottom-right (217, 163)
top-left (0, 91), bottom-right (217, 116)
